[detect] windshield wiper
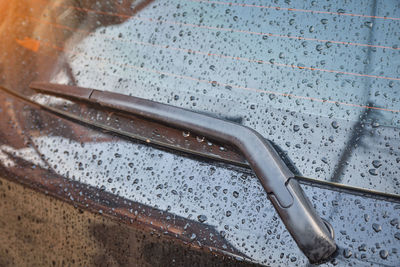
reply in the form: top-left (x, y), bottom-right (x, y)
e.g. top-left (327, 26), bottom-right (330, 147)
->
top-left (30, 82), bottom-right (336, 263)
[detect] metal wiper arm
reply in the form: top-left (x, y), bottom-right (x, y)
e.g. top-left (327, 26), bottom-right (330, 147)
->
top-left (30, 82), bottom-right (336, 263)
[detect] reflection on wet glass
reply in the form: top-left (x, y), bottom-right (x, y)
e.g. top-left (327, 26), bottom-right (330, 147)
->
top-left (0, 0), bottom-right (400, 265)
top-left (2, 0), bottom-right (397, 193)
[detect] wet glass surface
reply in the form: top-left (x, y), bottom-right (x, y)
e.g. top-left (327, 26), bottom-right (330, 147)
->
top-left (0, 91), bottom-right (400, 265)
top-left (0, 0), bottom-right (399, 195)
top-left (0, 0), bottom-right (400, 265)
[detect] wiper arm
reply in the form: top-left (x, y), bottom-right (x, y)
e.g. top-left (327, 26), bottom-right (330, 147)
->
top-left (30, 82), bottom-right (336, 263)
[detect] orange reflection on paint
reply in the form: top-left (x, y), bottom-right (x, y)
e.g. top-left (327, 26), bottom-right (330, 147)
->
top-left (16, 37), bottom-right (40, 52)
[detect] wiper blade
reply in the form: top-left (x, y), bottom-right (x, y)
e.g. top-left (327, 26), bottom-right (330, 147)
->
top-left (30, 82), bottom-right (336, 263)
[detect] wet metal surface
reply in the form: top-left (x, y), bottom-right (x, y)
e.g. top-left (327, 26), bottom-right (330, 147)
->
top-left (0, 177), bottom-right (255, 266)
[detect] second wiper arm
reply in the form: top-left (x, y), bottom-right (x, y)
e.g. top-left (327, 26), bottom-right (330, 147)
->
top-left (30, 82), bottom-right (336, 263)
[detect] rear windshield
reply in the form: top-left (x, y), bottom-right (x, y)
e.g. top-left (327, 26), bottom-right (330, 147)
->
top-left (0, 0), bottom-right (399, 195)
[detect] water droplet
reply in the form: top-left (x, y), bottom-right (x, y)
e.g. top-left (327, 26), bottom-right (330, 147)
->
top-left (379, 249), bottom-right (388, 259)
top-left (372, 122), bottom-right (380, 128)
top-left (197, 214), bottom-right (207, 223)
top-left (358, 244), bottom-right (367, 252)
top-left (372, 160), bottom-right (382, 168)
top-left (343, 248), bottom-right (352, 258)
top-left (182, 131), bottom-right (190, 137)
top-left (394, 232), bottom-right (400, 240)
top-left (390, 218), bottom-right (399, 226)
top-left (364, 21), bottom-right (373, 29)
top-left (369, 169), bottom-right (378, 176)
top-left (196, 136), bottom-right (205, 142)
top-left (325, 41), bottom-right (332, 48)
top-left (220, 230), bottom-right (226, 238)
top-left (372, 223), bottom-right (382, 232)
top-left (331, 121), bottom-right (339, 129)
